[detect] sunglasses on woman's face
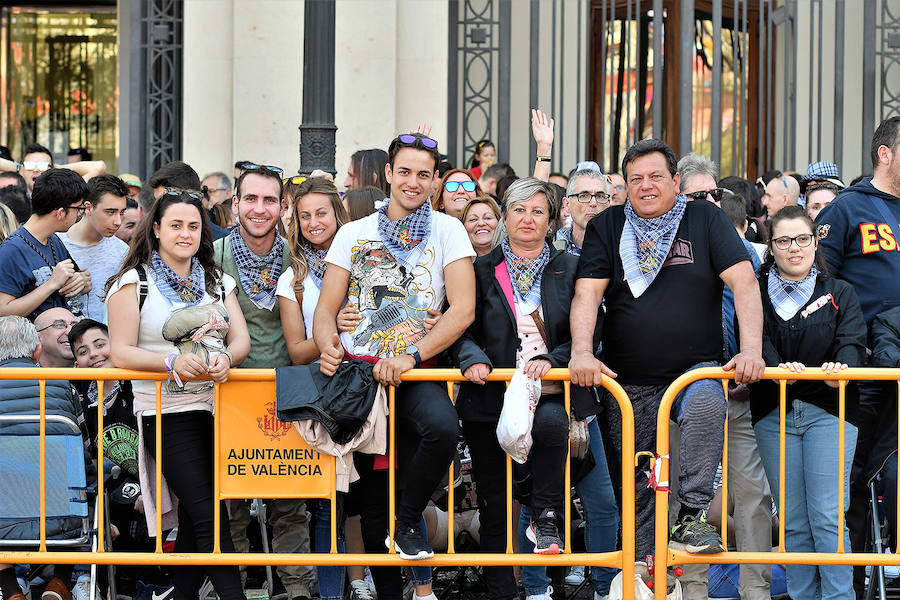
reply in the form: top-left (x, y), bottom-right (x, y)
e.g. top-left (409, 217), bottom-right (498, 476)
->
top-left (444, 181), bottom-right (477, 193)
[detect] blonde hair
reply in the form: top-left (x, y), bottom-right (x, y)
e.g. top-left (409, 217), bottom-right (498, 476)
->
top-left (0, 202), bottom-right (17, 243)
top-left (286, 177), bottom-right (349, 289)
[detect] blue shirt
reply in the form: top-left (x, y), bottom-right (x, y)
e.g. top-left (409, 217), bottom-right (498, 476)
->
top-left (0, 226), bottom-right (76, 321)
top-left (722, 238), bottom-right (762, 358)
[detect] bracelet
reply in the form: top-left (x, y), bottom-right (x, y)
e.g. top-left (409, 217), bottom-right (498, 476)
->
top-left (14, 162), bottom-right (21, 173)
top-left (164, 352), bottom-right (184, 388)
top-left (222, 349), bottom-right (233, 367)
top-left (536, 156), bottom-right (551, 162)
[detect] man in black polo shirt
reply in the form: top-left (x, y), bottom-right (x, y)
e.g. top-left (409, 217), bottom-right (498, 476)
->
top-left (569, 139), bottom-right (765, 559)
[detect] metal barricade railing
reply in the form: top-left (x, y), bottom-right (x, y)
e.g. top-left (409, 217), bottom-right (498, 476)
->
top-left (652, 367), bottom-right (900, 600)
top-left (0, 366), bottom-right (635, 599)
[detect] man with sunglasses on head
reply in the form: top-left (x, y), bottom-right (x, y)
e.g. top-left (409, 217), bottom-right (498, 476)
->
top-left (676, 153), bottom-right (774, 600)
top-left (761, 171), bottom-right (800, 219)
top-left (314, 133), bottom-right (475, 598)
top-left (0, 169), bottom-right (91, 321)
top-left (213, 166), bottom-right (317, 600)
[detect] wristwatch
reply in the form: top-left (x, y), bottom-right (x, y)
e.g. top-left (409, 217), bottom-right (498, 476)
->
top-left (411, 350), bottom-right (422, 367)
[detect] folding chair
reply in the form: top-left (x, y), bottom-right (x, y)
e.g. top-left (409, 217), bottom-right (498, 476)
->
top-left (865, 449), bottom-right (899, 600)
top-left (0, 413), bottom-right (110, 600)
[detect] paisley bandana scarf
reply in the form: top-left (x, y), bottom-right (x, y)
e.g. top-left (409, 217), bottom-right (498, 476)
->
top-left (377, 197), bottom-right (432, 261)
top-left (769, 264), bottom-right (818, 321)
top-left (230, 228), bottom-right (284, 310)
top-left (501, 237), bottom-right (550, 313)
top-left (301, 242), bottom-right (329, 288)
top-left (619, 194), bottom-right (687, 298)
top-left (150, 251), bottom-right (205, 305)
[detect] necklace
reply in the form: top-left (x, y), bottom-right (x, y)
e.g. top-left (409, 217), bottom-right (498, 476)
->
top-left (15, 231), bottom-right (60, 268)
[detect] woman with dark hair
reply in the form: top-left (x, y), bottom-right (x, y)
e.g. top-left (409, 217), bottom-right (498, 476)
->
top-left (469, 139), bottom-right (495, 180)
top-left (432, 168), bottom-right (483, 219)
top-left (343, 186), bottom-right (382, 222)
top-left (750, 205), bottom-right (866, 600)
top-left (105, 189), bottom-right (250, 600)
top-left (344, 148), bottom-right (389, 195)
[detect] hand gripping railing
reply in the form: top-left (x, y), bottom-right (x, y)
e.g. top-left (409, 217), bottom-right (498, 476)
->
top-left (0, 366), bottom-right (635, 600)
top-left (652, 367), bottom-right (900, 600)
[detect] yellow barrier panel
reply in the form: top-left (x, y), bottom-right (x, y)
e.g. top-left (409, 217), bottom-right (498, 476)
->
top-left (0, 365), bottom-right (635, 600)
top-left (652, 367), bottom-right (900, 600)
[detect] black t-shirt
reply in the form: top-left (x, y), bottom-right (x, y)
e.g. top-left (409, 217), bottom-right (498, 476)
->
top-left (77, 380), bottom-right (139, 479)
top-left (576, 200), bottom-right (748, 385)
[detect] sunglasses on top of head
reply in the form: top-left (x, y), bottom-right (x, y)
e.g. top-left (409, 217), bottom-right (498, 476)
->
top-left (241, 163), bottom-right (284, 176)
top-left (397, 134), bottom-right (438, 149)
top-left (444, 181), bottom-right (477, 193)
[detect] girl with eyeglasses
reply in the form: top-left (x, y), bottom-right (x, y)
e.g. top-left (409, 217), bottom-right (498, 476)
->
top-left (431, 168), bottom-right (483, 219)
top-left (749, 205), bottom-right (867, 600)
top-left (105, 189), bottom-right (250, 600)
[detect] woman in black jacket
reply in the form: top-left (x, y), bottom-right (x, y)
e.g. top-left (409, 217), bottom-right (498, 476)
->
top-left (750, 205), bottom-right (866, 600)
top-left (451, 177), bottom-right (597, 600)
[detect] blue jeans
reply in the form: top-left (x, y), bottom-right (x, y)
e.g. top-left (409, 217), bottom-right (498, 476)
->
top-left (518, 419), bottom-right (619, 596)
top-left (313, 499), bottom-right (345, 600)
top-left (754, 401), bottom-right (857, 600)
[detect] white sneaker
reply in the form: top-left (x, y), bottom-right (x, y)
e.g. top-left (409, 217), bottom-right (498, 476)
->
top-left (525, 585), bottom-right (553, 600)
top-left (565, 566), bottom-right (585, 585)
top-left (594, 594), bottom-right (608, 600)
top-left (70, 576), bottom-right (99, 600)
top-left (363, 567), bottom-right (377, 596)
top-left (348, 579), bottom-right (375, 600)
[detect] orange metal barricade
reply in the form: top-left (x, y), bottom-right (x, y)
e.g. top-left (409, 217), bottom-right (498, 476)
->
top-left (0, 366), bottom-right (635, 600)
top-left (652, 367), bottom-right (900, 600)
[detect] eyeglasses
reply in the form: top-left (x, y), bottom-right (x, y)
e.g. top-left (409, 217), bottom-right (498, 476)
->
top-left (23, 160), bottom-right (51, 171)
top-left (444, 181), bottom-right (477, 193)
top-left (65, 202), bottom-right (89, 215)
top-left (772, 233), bottom-right (814, 250)
top-left (206, 187), bottom-right (229, 193)
top-left (241, 163), bottom-right (284, 176)
top-left (283, 176), bottom-right (307, 186)
top-left (398, 134), bottom-right (438, 149)
top-left (685, 188), bottom-right (734, 203)
top-left (567, 191), bottom-right (610, 204)
top-left (164, 188), bottom-right (204, 201)
top-left (36, 317), bottom-right (80, 332)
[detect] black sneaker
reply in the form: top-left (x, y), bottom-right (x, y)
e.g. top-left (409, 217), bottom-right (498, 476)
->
top-left (386, 521), bottom-right (434, 560)
top-left (525, 508), bottom-right (563, 554)
top-left (670, 509), bottom-right (724, 554)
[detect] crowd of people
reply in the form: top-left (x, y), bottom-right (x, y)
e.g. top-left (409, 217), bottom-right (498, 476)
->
top-left (0, 110), bottom-right (898, 600)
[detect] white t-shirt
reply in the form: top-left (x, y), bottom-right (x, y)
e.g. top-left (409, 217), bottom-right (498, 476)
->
top-left (275, 267), bottom-right (319, 339)
top-left (59, 233), bottom-right (129, 322)
top-left (106, 266), bottom-right (237, 407)
top-left (325, 211), bottom-right (475, 358)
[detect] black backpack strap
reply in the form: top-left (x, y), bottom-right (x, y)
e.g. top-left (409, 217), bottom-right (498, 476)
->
top-left (135, 265), bottom-right (149, 312)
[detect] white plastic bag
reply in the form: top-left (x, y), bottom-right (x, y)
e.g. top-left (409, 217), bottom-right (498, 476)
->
top-left (608, 562), bottom-right (683, 600)
top-left (496, 365), bottom-right (541, 464)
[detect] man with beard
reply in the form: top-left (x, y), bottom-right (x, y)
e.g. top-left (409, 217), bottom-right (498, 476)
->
top-left (212, 167), bottom-right (315, 600)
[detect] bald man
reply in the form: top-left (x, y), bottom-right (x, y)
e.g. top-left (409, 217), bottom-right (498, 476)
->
top-left (34, 307), bottom-right (78, 367)
top-left (761, 174), bottom-right (801, 219)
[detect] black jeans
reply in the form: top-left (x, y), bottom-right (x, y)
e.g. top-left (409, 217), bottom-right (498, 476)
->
top-left (394, 381), bottom-right (459, 524)
top-left (529, 398), bottom-right (569, 513)
top-left (462, 420), bottom-right (518, 600)
top-left (351, 381), bottom-right (457, 600)
top-left (142, 411), bottom-right (243, 600)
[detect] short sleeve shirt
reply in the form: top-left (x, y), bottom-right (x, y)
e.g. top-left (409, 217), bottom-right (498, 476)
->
top-left (576, 200), bottom-right (749, 385)
top-left (0, 226), bottom-right (77, 320)
top-left (325, 211), bottom-right (475, 358)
